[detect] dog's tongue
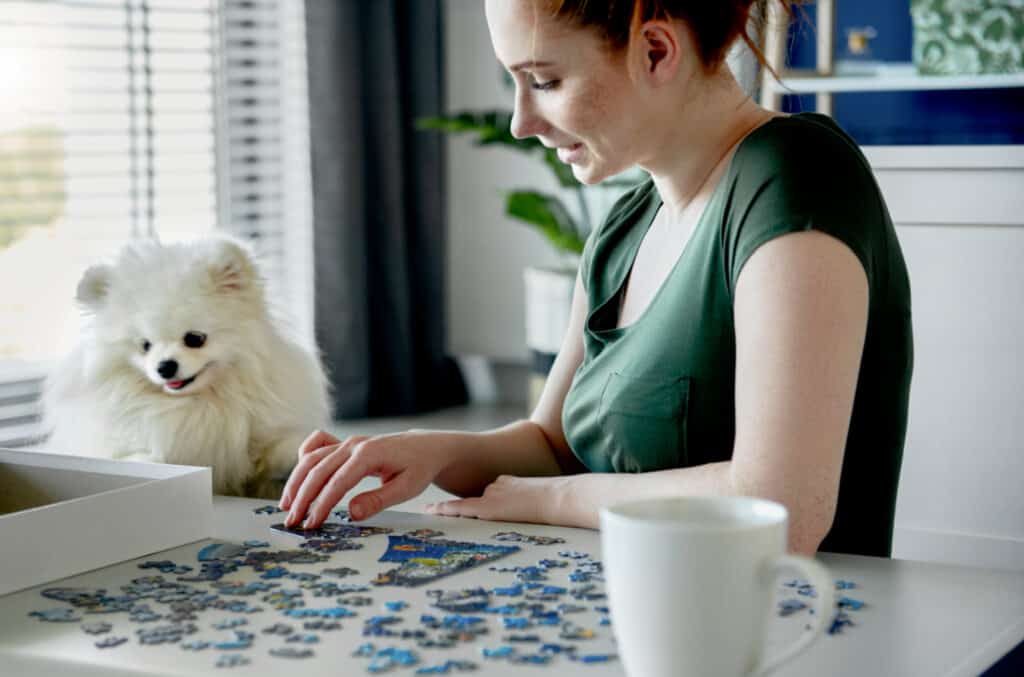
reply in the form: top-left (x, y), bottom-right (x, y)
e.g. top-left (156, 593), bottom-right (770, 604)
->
top-left (167, 380), bottom-right (185, 389)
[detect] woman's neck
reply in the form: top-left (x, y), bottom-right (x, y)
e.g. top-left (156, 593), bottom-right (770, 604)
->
top-left (640, 73), bottom-right (776, 221)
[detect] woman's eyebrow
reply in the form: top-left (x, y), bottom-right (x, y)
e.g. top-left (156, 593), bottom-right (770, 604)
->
top-left (508, 60), bottom-right (554, 72)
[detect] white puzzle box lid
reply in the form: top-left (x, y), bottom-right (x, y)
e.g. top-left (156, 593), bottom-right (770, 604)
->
top-left (0, 449), bottom-right (212, 597)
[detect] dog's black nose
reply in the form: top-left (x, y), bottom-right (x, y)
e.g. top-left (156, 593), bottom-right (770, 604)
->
top-left (157, 360), bottom-right (178, 379)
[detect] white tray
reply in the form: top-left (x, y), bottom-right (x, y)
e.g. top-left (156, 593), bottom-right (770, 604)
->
top-left (0, 449), bottom-right (211, 596)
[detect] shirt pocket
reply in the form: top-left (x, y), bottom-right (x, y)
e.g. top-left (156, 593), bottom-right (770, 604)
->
top-left (598, 371), bottom-right (690, 473)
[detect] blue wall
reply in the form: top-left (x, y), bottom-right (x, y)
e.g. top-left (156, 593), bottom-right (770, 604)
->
top-left (781, 1), bottom-right (1024, 145)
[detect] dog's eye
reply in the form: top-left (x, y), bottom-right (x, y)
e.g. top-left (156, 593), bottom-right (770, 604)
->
top-left (140, 339), bottom-right (151, 353)
top-left (183, 331), bottom-right (206, 349)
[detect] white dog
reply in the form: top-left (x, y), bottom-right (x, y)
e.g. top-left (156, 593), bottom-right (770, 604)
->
top-left (42, 237), bottom-right (331, 497)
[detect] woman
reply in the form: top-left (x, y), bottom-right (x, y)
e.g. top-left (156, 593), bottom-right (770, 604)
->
top-left (280, 0), bottom-right (913, 557)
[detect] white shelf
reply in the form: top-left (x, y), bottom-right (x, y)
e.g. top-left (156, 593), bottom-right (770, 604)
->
top-left (767, 69), bottom-right (1024, 94)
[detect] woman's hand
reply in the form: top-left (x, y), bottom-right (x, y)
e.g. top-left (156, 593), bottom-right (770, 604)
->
top-left (425, 474), bottom-right (569, 525)
top-left (278, 429), bottom-right (452, 528)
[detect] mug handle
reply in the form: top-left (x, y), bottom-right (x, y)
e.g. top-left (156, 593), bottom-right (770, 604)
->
top-left (749, 554), bottom-right (834, 677)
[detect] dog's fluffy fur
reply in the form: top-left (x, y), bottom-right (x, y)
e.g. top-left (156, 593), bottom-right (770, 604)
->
top-left (43, 237), bottom-right (330, 497)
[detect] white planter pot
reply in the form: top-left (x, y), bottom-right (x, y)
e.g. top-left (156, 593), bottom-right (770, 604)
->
top-left (523, 265), bottom-right (576, 412)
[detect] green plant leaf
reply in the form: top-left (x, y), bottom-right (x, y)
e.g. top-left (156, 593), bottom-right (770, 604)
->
top-left (505, 191), bottom-right (585, 255)
top-left (417, 111), bottom-right (542, 154)
top-left (417, 109), bottom-right (582, 188)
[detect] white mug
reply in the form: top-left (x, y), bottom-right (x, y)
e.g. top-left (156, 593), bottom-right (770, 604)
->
top-left (600, 496), bottom-right (833, 677)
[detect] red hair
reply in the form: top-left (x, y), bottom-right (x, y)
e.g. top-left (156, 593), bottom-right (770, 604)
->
top-left (546, 0), bottom-right (804, 74)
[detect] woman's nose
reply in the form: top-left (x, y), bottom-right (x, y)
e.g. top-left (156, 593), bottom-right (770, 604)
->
top-left (510, 91), bottom-right (545, 140)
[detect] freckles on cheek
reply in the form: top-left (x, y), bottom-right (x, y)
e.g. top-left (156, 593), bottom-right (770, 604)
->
top-left (569, 82), bottom-right (613, 149)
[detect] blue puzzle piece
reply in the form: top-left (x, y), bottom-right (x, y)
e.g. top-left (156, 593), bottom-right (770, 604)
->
top-left (95, 636), bottom-right (128, 649)
top-left (510, 653), bottom-right (550, 665)
top-left (366, 646), bottom-right (419, 673)
top-left (213, 630), bottom-right (254, 650)
top-left (837, 597), bottom-right (865, 610)
top-left (415, 659), bottom-right (478, 674)
top-left (270, 647), bottom-right (315, 659)
top-left (81, 621), bottom-right (112, 635)
top-left (197, 543), bottom-right (248, 562)
top-left (778, 599), bottom-right (808, 616)
top-left (284, 606), bottom-right (355, 619)
top-left (504, 633), bottom-right (541, 643)
top-left (181, 640), bottom-right (211, 651)
top-left (577, 654), bottom-right (616, 664)
top-left (30, 608), bottom-right (80, 623)
top-left (491, 585), bottom-right (523, 597)
top-left (215, 654), bottom-right (251, 668)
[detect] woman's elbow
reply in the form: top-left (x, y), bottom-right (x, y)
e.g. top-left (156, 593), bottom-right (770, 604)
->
top-left (787, 511), bottom-right (834, 556)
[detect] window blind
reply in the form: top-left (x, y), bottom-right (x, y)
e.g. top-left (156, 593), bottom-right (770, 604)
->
top-left (0, 0), bottom-right (220, 446)
top-left (216, 0), bottom-right (314, 335)
top-left (0, 0), bottom-right (313, 447)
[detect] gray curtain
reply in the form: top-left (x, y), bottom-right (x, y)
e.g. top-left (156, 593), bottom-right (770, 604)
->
top-left (306, 0), bottom-right (467, 418)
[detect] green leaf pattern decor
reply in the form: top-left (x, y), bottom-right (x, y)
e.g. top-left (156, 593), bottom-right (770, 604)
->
top-left (911, 0), bottom-right (1024, 75)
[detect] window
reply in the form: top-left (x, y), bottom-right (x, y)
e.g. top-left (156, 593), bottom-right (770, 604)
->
top-left (0, 0), bottom-right (313, 445)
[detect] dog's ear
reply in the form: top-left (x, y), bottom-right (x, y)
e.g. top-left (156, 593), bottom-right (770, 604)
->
top-left (76, 264), bottom-right (113, 310)
top-left (206, 238), bottom-right (258, 294)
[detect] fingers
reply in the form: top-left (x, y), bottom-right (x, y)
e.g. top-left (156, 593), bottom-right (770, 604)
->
top-left (301, 446), bottom-right (393, 527)
top-left (278, 430), bottom-right (343, 510)
top-left (280, 435), bottom-right (367, 520)
top-left (426, 498), bottom-right (483, 519)
top-left (298, 429), bottom-right (340, 456)
top-left (279, 444), bottom-right (335, 511)
top-left (285, 439), bottom-right (367, 527)
top-left (347, 474), bottom-right (421, 522)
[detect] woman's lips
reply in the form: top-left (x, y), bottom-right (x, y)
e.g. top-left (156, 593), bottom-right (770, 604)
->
top-left (557, 143), bottom-right (584, 164)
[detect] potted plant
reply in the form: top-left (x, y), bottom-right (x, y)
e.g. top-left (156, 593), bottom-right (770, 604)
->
top-left (417, 110), bottom-right (636, 409)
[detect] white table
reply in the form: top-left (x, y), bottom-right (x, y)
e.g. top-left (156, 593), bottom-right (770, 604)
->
top-left (1, 495), bottom-right (1022, 676)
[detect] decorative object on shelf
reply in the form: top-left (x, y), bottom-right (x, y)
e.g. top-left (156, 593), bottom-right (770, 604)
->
top-left (835, 25), bottom-right (882, 77)
top-left (846, 25), bottom-right (879, 57)
top-left (911, 0), bottom-right (1024, 75)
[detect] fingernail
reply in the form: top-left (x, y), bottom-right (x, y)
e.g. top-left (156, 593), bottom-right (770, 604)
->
top-left (350, 505), bottom-right (364, 521)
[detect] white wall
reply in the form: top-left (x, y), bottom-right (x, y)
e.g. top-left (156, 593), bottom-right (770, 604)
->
top-left (868, 147), bottom-right (1024, 571)
top-left (445, 0), bottom-right (566, 362)
top-left (443, 1), bottom-right (1024, 570)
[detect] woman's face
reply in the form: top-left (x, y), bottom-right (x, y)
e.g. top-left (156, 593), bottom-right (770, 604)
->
top-left (485, 0), bottom-right (644, 184)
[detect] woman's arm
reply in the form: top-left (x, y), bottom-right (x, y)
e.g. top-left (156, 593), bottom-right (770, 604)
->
top-left (433, 230), bottom-right (868, 555)
top-left (431, 272), bottom-right (591, 496)
top-left (280, 272), bottom-right (590, 527)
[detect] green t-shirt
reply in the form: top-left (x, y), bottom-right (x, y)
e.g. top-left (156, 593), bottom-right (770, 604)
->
top-left (562, 113), bottom-right (913, 557)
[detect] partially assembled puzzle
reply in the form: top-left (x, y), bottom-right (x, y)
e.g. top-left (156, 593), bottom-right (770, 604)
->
top-left (23, 504), bottom-right (864, 671)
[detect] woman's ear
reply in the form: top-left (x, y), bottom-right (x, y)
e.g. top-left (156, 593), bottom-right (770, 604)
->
top-left (633, 20), bottom-right (685, 85)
